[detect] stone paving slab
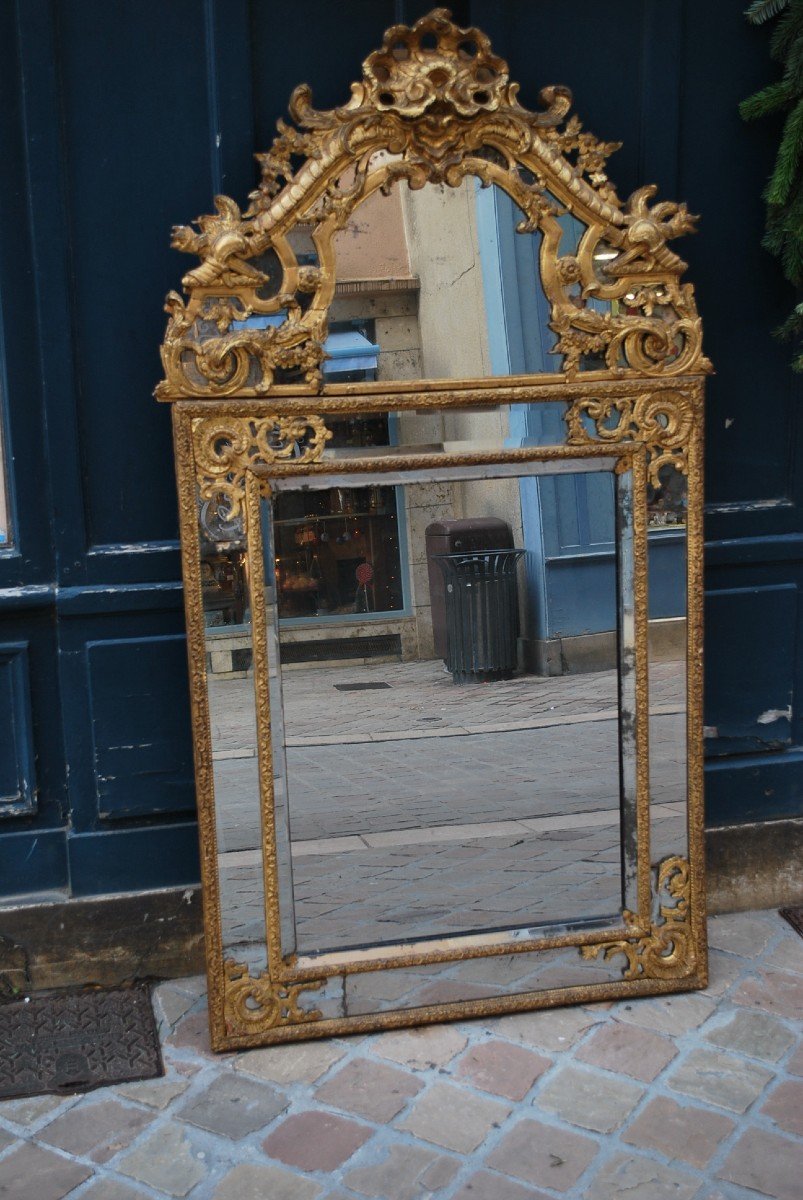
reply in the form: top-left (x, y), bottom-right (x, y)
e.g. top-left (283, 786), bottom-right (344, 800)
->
top-left (0, 907), bottom-right (800, 1200)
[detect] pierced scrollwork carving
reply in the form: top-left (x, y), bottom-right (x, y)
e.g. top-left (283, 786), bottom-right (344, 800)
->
top-left (581, 857), bottom-right (695, 981)
top-left (192, 414), bottom-right (332, 518)
top-left (224, 960), bottom-right (323, 1035)
top-left (564, 389), bottom-right (693, 486)
top-left (157, 7), bottom-right (710, 400)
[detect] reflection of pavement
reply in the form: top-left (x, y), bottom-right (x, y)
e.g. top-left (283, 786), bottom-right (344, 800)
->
top-left (220, 803), bottom-right (686, 951)
top-left (211, 657), bottom-right (683, 747)
top-left (209, 659), bottom-right (687, 951)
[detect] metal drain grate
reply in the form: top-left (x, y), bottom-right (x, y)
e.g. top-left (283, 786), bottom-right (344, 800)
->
top-left (333, 682), bottom-right (392, 691)
top-left (282, 634), bottom-right (402, 664)
top-left (0, 984), bottom-right (162, 1100)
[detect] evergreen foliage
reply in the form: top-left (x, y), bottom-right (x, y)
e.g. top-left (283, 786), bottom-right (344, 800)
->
top-left (740, 0), bottom-right (803, 369)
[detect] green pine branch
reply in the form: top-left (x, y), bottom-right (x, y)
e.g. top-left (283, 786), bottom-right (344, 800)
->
top-left (742, 0), bottom-right (803, 370)
top-left (746, 0), bottom-right (789, 26)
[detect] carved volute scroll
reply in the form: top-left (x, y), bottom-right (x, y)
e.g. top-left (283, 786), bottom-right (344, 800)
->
top-left (156, 7), bottom-right (711, 400)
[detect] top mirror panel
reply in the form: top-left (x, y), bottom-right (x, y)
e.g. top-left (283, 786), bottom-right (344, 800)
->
top-left (329, 177), bottom-right (619, 384)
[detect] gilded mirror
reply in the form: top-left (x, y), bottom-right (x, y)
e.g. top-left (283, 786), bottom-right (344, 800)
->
top-left (159, 8), bottom-right (708, 1050)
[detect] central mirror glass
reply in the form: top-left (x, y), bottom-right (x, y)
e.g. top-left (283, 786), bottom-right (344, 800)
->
top-left (258, 459), bottom-right (635, 959)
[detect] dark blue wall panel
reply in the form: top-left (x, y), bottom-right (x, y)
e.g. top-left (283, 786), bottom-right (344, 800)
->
top-left (705, 586), bottom-right (796, 756)
top-left (88, 635), bottom-right (195, 821)
top-left (53, 1), bottom-right (214, 560)
top-left (0, 643), bottom-right (36, 818)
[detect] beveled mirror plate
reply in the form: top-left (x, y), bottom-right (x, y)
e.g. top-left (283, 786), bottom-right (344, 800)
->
top-left (161, 9), bottom-right (707, 1050)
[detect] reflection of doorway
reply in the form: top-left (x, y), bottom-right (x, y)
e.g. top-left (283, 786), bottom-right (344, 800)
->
top-left (274, 486), bottom-right (405, 620)
top-left (475, 185), bottom-right (686, 673)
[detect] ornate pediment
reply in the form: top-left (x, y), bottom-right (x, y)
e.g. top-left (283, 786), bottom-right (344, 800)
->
top-left (157, 7), bottom-right (710, 400)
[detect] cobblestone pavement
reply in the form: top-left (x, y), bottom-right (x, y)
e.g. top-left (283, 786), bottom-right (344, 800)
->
top-left (1, 909), bottom-right (801, 1199)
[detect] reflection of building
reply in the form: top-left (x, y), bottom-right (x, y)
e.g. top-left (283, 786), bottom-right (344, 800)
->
top-left (205, 176), bottom-right (685, 676)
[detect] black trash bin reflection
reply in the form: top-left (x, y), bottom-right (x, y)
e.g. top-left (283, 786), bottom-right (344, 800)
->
top-left (434, 549), bottom-right (525, 684)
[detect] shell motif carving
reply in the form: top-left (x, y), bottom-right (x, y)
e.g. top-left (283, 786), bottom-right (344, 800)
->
top-left (157, 8), bottom-right (710, 400)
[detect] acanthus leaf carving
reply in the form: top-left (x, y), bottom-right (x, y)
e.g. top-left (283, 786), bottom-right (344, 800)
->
top-left (192, 414), bottom-right (332, 519)
top-left (581, 857), bottom-right (695, 981)
top-left (564, 389), bottom-right (694, 486)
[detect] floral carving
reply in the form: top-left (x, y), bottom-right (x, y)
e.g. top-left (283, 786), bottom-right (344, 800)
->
top-left (192, 415), bottom-right (332, 518)
top-left (581, 857), bottom-right (695, 980)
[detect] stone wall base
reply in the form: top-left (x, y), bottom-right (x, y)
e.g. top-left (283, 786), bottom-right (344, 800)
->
top-left (525, 618), bottom-right (687, 676)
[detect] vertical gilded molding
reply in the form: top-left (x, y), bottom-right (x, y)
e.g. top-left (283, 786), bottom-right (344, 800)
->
top-left (632, 445), bottom-right (653, 926)
top-left (243, 472), bottom-right (283, 976)
top-left (686, 381), bottom-right (708, 985)
top-left (172, 406), bottom-right (228, 1050)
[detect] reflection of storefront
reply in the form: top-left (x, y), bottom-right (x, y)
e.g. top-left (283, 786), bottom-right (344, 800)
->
top-left (202, 329), bottom-right (418, 675)
top-left (274, 402), bottom-right (418, 665)
top-left (275, 479), bottom-right (404, 621)
top-left (270, 336), bottom-right (410, 631)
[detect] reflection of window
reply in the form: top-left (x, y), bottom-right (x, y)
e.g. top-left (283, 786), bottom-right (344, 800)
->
top-left (275, 415), bottom-right (405, 621)
top-left (199, 502), bottom-right (249, 627)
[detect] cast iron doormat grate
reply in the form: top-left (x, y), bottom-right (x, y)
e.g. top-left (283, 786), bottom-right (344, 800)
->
top-left (0, 984), bottom-right (162, 1100)
top-left (779, 906), bottom-right (803, 939)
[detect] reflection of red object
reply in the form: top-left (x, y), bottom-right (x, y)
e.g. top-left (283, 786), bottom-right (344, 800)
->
top-left (356, 561), bottom-right (374, 585)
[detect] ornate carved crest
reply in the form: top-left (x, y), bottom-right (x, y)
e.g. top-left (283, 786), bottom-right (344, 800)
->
top-left (157, 7), bottom-right (710, 400)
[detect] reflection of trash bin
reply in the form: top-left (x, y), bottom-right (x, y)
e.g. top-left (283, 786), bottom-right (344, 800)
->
top-left (425, 518), bottom-right (514, 658)
top-left (434, 549), bottom-right (524, 684)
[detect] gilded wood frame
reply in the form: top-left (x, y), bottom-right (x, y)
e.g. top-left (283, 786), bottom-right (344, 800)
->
top-left (161, 9), bottom-right (707, 1050)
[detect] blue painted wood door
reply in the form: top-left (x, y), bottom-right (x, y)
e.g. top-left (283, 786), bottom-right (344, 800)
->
top-left (0, 1), bottom-right (797, 906)
top-left (0, 0), bottom-right (419, 901)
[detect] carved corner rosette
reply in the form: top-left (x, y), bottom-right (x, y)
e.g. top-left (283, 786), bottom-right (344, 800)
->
top-left (157, 8), bottom-right (710, 400)
top-left (223, 959), bottom-right (324, 1035)
top-left (564, 388), bottom-right (694, 487)
top-left (581, 856), bottom-right (695, 981)
top-left (192, 414), bottom-right (332, 519)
